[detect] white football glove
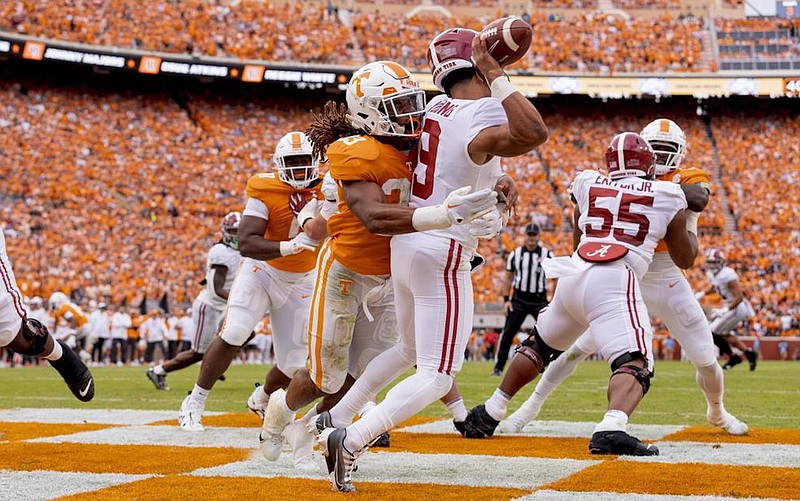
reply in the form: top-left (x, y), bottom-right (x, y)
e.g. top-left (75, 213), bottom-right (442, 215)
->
top-left (445, 186), bottom-right (498, 224)
top-left (296, 196), bottom-right (319, 229)
top-left (694, 291), bottom-right (706, 301)
top-left (279, 232), bottom-right (318, 256)
top-left (711, 306), bottom-right (729, 319)
top-left (468, 208), bottom-right (508, 239)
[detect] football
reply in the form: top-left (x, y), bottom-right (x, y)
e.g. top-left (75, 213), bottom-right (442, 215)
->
top-left (478, 16), bottom-right (532, 66)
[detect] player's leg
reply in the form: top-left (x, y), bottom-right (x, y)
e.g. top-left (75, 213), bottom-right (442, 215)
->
top-left (588, 266), bottom-right (657, 456)
top-left (493, 306), bottom-right (530, 375)
top-left (499, 333), bottom-right (594, 433)
top-left (337, 238), bottom-right (465, 459)
top-left (179, 263), bottom-right (268, 430)
top-left (4, 315), bottom-right (94, 402)
top-left (466, 279), bottom-right (581, 439)
top-left (711, 308), bottom-right (753, 369)
top-left (645, 275), bottom-right (748, 435)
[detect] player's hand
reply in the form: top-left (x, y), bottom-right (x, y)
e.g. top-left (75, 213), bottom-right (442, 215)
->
top-left (494, 175), bottom-right (518, 215)
top-left (711, 306), bottom-right (729, 319)
top-left (445, 186), bottom-right (498, 224)
top-left (504, 301), bottom-right (513, 315)
top-left (279, 233), bottom-right (318, 256)
top-left (296, 195), bottom-right (319, 229)
top-left (471, 32), bottom-right (504, 85)
top-left (469, 208), bottom-right (507, 239)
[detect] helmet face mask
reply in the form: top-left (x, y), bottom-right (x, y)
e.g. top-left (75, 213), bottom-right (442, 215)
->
top-left (640, 118), bottom-right (687, 176)
top-left (273, 132), bottom-right (319, 189)
top-left (221, 211), bottom-right (242, 250)
top-left (605, 132), bottom-right (656, 181)
top-left (346, 61), bottom-right (426, 139)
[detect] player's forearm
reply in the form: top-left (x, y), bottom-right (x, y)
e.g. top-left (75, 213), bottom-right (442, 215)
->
top-left (358, 206), bottom-right (417, 235)
top-left (681, 183), bottom-right (710, 212)
top-left (495, 78), bottom-right (548, 151)
top-left (302, 216), bottom-right (329, 242)
top-left (238, 237), bottom-right (284, 261)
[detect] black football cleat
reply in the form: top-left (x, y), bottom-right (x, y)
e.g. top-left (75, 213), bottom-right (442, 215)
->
top-left (146, 367), bottom-right (169, 390)
top-left (49, 340), bottom-right (95, 402)
top-left (369, 432), bottom-right (390, 448)
top-left (723, 354), bottom-right (743, 370)
top-left (744, 350), bottom-right (757, 371)
top-left (463, 404), bottom-right (500, 439)
top-left (454, 420), bottom-right (467, 437)
top-left (589, 430), bottom-right (659, 456)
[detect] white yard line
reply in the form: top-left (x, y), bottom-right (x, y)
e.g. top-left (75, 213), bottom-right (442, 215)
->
top-left (0, 470), bottom-right (151, 501)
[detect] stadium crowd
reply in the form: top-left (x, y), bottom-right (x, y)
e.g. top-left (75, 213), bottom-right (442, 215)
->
top-left (0, 1), bottom-right (712, 73)
top-left (0, 74), bottom-right (797, 340)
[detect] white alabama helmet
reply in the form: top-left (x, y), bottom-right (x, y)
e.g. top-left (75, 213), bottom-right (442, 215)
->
top-left (346, 61), bottom-right (425, 138)
top-left (640, 118), bottom-right (687, 176)
top-left (273, 131), bottom-right (319, 189)
top-left (48, 291), bottom-right (69, 311)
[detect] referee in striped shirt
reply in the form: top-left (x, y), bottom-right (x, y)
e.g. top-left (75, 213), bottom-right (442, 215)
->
top-left (493, 223), bottom-right (553, 376)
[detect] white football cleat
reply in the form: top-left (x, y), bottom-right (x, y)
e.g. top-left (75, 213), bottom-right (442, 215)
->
top-left (285, 415), bottom-right (317, 470)
top-left (497, 416), bottom-right (526, 434)
top-left (178, 394), bottom-right (205, 431)
top-left (259, 388), bottom-right (294, 461)
top-left (708, 411), bottom-right (749, 436)
top-left (247, 383), bottom-right (269, 419)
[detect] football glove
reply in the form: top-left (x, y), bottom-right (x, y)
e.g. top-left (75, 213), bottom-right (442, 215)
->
top-left (445, 186), bottom-right (498, 224)
top-left (296, 195), bottom-right (319, 229)
top-left (468, 208), bottom-right (508, 239)
top-left (279, 233), bottom-right (318, 256)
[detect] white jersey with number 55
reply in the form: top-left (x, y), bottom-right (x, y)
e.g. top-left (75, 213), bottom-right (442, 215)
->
top-left (409, 94), bottom-right (507, 252)
top-left (572, 169), bottom-right (687, 277)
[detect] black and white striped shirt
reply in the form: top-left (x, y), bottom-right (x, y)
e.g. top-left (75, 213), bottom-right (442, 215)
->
top-left (506, 245), bottom-right (553, 299)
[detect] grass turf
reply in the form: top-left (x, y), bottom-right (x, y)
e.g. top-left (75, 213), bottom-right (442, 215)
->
top-left (1, 360), bottom-right (797, 429)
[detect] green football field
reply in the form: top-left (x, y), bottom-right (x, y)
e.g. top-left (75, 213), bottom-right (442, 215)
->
top-left (3, 360), bottom-right (797, 429)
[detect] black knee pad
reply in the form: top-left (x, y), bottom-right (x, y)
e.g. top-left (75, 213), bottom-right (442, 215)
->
top-left (517, 328), bottom-right (563, 372)
top-left (610, 352), bottom-right (652, 395)
top-left (19, 317), bottom-right (51, 356)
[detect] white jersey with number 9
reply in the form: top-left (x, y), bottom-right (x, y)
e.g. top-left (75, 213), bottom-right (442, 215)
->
top-left (409, 94), bottom-right (507, 252)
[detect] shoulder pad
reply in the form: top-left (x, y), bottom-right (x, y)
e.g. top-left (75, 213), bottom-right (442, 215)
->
top-left (246, 172), bottom-right (288, 198)
top-left (328, 136), bottom-right (380, 164)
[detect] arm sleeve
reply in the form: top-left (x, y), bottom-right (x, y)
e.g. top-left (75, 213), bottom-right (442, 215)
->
top-left (466, 98), bottom-right (508, 145)
top-left (243, 197), bottom-right (268, 219)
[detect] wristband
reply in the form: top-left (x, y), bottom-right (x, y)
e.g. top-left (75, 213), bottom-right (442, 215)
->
top-left (490, 76), bottom-right (517, 102)
top-left (503, 295), bottom-right (510, 302)
top-left (685, 210), bottom-right (700, 235)
top-left (279, 241), bottom-right (293, 257)
top-left (412, 205), bottom-right (454, 231)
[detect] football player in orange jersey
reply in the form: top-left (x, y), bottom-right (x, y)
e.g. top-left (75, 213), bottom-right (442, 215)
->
top-left (49, 291), bottom-right (91, 362)
top-left (493, 119), bottom-right (748, 438)
top-left (0, 228), bottom-right (94, 401)
top-left (258, 61), bottom-right (498, 476)
top-left (178, 131), bottom-right (326, 432)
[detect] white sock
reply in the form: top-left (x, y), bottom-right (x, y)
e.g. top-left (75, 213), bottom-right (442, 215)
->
top-left (277, 391), bottom-right (296, 424)
top-left (190, 384), bottom-right (210, 406)
top-left (696, 363), bottom-right (725, 419)
top-left (301, 405), bottom-right (318, 425)
top-left (594, 409), bottom-right (629, 433)
top-left (153, 365), bottom-right (166, 376)
top-left (446, 397), bottom-right (468, 422)
top-left (485, 389), bottom-right (511, 422)
top-left (44, 340), bottom-right (63, 361)
top-left (346, 371), bottom-right (452, 452)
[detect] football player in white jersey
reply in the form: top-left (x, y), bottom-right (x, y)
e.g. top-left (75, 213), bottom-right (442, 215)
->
top-left (465, 132), bottom-right (699, 456)
top-left (0, 226), bottom-right (94, 401)
top-left (147, 212), bottom-right (242, 390)
top-left (697, 248), bottom-right (757, 371)
top-left (498, 119), bottom-right (748, 436)
top-left (312, 32), bottom-right (547, 491)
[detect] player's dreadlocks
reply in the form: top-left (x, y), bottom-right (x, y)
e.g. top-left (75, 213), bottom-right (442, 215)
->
top-left (305, 101), bottom-right (361, 161)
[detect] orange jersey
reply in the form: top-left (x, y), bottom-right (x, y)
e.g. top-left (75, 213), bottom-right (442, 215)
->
top-left (655, 166), bottom-right (711, 252)
top-left (246, 173), bottom-right (323, 273)
top-left (326, 135), bottom-right (412, 275)
top-left (54, 303), bottom-right (88, 327)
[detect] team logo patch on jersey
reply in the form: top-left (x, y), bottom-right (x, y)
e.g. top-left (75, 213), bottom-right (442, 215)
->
top-left (578, 242), bottom-right (628, 263)
top-left (339, 279), bottom-right (353, 295)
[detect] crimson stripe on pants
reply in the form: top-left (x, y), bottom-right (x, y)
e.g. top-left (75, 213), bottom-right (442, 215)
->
top-left (444, 242), bottom-right (463, 375)
top-left (438, 240), bottom-right (456, 373)
top-left (625, 267), bottom-right (646, 358)
top-left (194, 303), bottom-right (206, 349)
top-left (0, 259), bottom-right (25, 319)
